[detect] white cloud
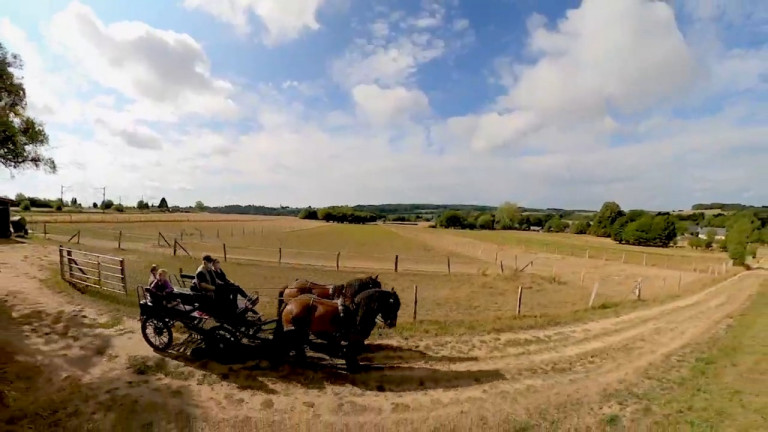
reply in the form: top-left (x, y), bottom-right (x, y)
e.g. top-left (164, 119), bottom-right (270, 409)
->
top-left (48, 1), bottom-right (236, 119)
top-left (451, 0), bottom-right (696, 151)
top-left (182, 0), bottom-right (327, 46)
top-left (351, 84), bottom-right (430, 127)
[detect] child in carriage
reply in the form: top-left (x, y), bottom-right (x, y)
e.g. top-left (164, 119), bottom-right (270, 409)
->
top-left (148, 269), bottom-right (182, 308)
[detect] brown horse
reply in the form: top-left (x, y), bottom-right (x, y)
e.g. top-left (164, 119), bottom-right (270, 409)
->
top-left (278, 288), bottom-right (400, 369)
top-left (276, 275), bottom-right (381, 317)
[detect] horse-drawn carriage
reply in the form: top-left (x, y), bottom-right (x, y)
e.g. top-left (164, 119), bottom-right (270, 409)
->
top-left (136, 275), bottom-right (401, 370)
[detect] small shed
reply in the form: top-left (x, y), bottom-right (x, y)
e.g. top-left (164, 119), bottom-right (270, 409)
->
top-left (0, 196), bottom-right (15, 239)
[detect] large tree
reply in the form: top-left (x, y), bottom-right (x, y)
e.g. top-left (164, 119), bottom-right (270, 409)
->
top-left (589, 201), bottom-right (625, 237)
top-left (495, 201), bottom-right (521, 230)
top-left (0, 42), bottom-right (55, 174)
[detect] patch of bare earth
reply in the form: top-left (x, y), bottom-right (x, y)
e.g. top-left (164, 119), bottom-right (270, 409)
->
top-left (0, 242), bottom-right (764, 430)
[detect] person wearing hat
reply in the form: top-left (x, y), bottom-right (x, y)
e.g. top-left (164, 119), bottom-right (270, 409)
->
top-left (148, 264), bottom-right (158, 286)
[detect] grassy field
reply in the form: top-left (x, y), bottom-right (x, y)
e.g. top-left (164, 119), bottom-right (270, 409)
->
top-left (41, 234), bottom-right (740, 339)
top-left (617, 280), bottom-right (768, 430)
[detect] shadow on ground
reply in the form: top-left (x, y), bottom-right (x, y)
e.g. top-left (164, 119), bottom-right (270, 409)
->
top-left (160, 336), bottom-right (504, 393)
top-left (0, 299), bottom-right (198, 431)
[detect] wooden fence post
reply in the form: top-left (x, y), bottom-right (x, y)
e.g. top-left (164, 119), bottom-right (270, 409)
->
top-left (66, 249), bottom-right (73, 279)
top-left (336, 252), bottom-right (340, 271)
top-left (589, 281), bottom-right (599, 308)
top-left (622, 252), bottom-right (626, 264)
top-left (120, 258), bottom-right (127, 294)
top-left (77, 231), bottom-right (81, 244)
top-left (394, 255), bottom-right (399, 273)
top-left (495, 251), bottom-right (499, 264)
top-left (643, 253), bottom-right (647, 266)
top-left (278, 247), bottom-right (282, 266)
top-left (677, 273), bottom-right (682, 293)
top-left (580, 270), bottom-right (585, 288)
top-left (58, 246), bottom-right (65, 280)
top-left (500, 260), bottom-right (505, 275)
top-left (173, 239), bottom-right (178, 256)
top-left (516, 285), bottom-right (523, 317)
top-left (447, 256), bottom-right (451, 274)
top-left (97, 256), bottom-right (102, 289)
top-left (635, 278), bottom-right (642, 300)
top-left (223, 243), bottom-right (227, 262)
top-left (118, 230), bottom-right (122, 250)
top-left (514, 254), bottom-right (518, 271)
top-left (413, 285), bottom-right (418, 321)
top-left (586, 249), bottom-right (590, 259)
top-left (44, 223), bottom-right (47, 239)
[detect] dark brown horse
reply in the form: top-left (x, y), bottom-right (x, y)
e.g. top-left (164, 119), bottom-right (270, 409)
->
top-left (276, 275), bottom-right (382, 317)
top-left (278, 288), bottom-right (400, 369)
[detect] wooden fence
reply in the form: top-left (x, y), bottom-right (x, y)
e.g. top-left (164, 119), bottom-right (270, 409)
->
top-left (59, 245), bottom-right (127, 295)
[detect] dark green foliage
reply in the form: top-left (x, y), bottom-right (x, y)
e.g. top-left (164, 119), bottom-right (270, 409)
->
top-left (571, 220), bottom-right (591, 234)
top-left (136, 200), bottom-right (150, 210)
top-left (114, 204), bottom-right (125, 213)
top-left (54, 202), bottom-right (63, 212)
top-left (19, 200), bottom-right (30, 211)
top-left (543, 216), bottom-right (567, 233)
top-left (100, 199), bottom-right (114, 210)
top-left (589, 201), bottom-right (625, 237)
top-left (298, 207), bottom-right (319, 220)
top-left (0, 43), bottom-right (56, 174)
top-left (70, 197), bottom-right (78, 207)
top-left (620, 214), bottom-right (677, 247)
top-left (476, 214), bottom-right (494, 230)
top-left (318, 206), bottom-right (378, 224)
top-left (158, 197), bottom-right (169, 209)
top-left (436, 210), bottom-right (468, 229)
top-left (92, 202), bottom-right (98, 209)
top-left (611, 216), bottom-right (629, 243)
top-left (688, 236), bottom-right (706, 249)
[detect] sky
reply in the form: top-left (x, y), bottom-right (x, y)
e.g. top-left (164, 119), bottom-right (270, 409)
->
top-left (0, 0), bottom-right (766, 211)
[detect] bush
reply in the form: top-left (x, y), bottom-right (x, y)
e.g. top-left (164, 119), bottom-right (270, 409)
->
top-left (54, 203), bottom-right (63, 212)
top-left (19, 200), bottom-right (31, 211)
top-left (436, 210), bottom-right (468, 229)
top-left (317, 206), bottom-right (377, 224)
top-left (476, 214), bottom-right (494, 230)
top-left (298, 208), bottom-right (319, 220)
top-left (114, 204), bottom-right (125, 213)
top-left (571, 220), bottom-right (591, 234)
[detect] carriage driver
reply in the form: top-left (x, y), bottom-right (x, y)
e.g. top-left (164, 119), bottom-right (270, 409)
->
top-left (193, 254), bottom-right (217, 294)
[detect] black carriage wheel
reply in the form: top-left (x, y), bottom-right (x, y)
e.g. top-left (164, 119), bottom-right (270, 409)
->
top-left (141, 317), bottom-right (173, 351)
top-left (206, 326), bottom-right (240, 357)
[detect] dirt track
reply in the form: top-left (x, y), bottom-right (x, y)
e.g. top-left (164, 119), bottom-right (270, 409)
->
top-left (1, 242), bottom-right (765, 430)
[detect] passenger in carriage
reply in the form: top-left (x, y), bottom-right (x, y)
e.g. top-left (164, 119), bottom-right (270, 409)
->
top-left (212, 258), bottom-right (250, 305)
top-left (148, 264), bottom-right (158, 286)
top-left (148, 269), bottom-right (181, 308)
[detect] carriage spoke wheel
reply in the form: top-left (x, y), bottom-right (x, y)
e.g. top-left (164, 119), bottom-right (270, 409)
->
top-left (141, 317), bottom-right (173, 351)
top-left (206, 326), bottom-right (240, 360)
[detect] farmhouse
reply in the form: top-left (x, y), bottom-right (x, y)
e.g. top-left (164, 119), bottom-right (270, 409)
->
top-left (697, 227), bottom-right (727, 240)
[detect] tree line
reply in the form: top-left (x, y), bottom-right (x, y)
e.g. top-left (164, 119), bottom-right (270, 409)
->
top-left (13, 193), bottom-right (170, 213)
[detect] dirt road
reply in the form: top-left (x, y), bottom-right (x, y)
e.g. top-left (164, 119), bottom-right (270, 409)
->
top-left (1, 242), bottom-right (765, 431)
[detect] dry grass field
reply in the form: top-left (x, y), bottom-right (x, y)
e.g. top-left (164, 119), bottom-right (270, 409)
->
top-left (21, 212), bottom-right (738, 340)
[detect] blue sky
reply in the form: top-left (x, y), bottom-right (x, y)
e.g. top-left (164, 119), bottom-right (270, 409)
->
top-left (0, 0), bottom-right (766, 210)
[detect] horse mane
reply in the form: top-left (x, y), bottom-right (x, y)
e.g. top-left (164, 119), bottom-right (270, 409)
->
top-left (351, 289), bottom-right (399, 341)
top-left (334, 276), bottom-right (381, 302)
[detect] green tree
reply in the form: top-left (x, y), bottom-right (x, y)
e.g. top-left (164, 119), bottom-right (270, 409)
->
top-left (0, 43), bottom-right (56, 174)
top-left (298, 207), bottom-right (318, 220)
top-left (136, 200), bottom-right (150, 210)
top-left (14, 192), bottom-right (26, 202)
top-left (495, 201), bottom-right (521, 230)
top-left (70, 197), bottom-right (78, 207)
top-left (611, 216), bottom-right (629, 243)
top-left (194, 201), bottom-right (206, 211)
top-left (688, 236), bottom-right (705, 249)
top-left (100, 199), bottom-right (114, 210)
top-left (158, 197), bottom-right (169, 209)
top-left (19, 200), bottom-right (31, 211)
top-left (476, 214), bottom-right (494, 230)
top-left (571, 220), bottom-right (591, 235)
top-left (543, 216), bottom-right (566, 233)
top-left (114, 203), bottom-right (125, 213)
top-left (589, 201), bottom-right (625, 237)
top-left (92, 202), bottom-right (98, 209)
top-left (704, 229), bottom-right (716, 249)
top-left (436, 210), bottom-right (467, 229)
